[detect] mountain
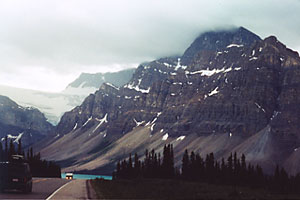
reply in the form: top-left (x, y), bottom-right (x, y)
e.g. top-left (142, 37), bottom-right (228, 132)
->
top-left (63, 69), bottom-right (135, 95)
top-left (40, 27), bottom-right (300, 175)
top-left (181, 27), bottom-right (261, 65)
top-left (0, 85), bottom-right (85, 125)
top-left (0, 95), bottom-right (54, 147)
top-left (0, 69), bottom-right (136, 124)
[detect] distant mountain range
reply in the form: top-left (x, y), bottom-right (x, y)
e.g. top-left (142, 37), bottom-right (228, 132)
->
top-left (0, 69), bottom-right (135, 125)
top-left (0, 95), bottom-right (54, 147)
top-left (39, 27), bottom-right (300, 175)
top-left (65, 69), bottom-right (135, 90)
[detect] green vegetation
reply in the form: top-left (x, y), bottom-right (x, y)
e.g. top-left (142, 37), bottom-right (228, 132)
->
top-left (114, 144), bottom-right (175, 179)
top-left (92, 178), bottom-right (300, 199)
top-left (25, 147), bottom-right (61, 177)
top-left (92, 144), bottom-right (300, 199)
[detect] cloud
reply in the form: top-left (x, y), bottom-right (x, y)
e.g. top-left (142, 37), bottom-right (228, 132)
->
top-left (0, 0), bottom-right (299, 91)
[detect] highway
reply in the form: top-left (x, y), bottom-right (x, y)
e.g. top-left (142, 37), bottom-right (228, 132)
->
top-left (0, 178), bottom-right (71, 199)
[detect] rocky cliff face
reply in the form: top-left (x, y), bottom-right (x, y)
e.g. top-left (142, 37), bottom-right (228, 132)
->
top-left (0, 95), bottom-right (54, 147)
top-left (41, 27), bottom-right (300, 175)
top-left (56, 27), bottom-right (265, 138)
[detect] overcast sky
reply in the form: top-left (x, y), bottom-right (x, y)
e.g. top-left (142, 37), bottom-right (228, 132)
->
top-left (0, 0), bottom-right (300, 92)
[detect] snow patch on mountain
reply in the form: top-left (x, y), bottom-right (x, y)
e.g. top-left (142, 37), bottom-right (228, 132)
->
top-left (176, 136), bottom-right (186, 141)
top-left (175, 58), bottom-right (187, 70)
top-left (124, 79), bottom-right (150, 94)
top-left (162, 133), bottom-right (169, 140)
top-left (2, 132), bottom-right (24, 144)
top-left (255, 102), bottom-right (266, 113)
top-left (227, 44), bottom-right (244, 48)
top-left (208, 87), bottom-right (219, 96)
top-left (73, 123), bottom-right (78, 131)
top-left (93, 114), bottom-right (108, 133)
top-left (133, 118), bottom-right (145, 127)
top-left (105, 83), bottom-right (119, 90)
top-left (186, 66), bottom-right (241, 77)
top-left (82, 116), bottom-right (93, 127)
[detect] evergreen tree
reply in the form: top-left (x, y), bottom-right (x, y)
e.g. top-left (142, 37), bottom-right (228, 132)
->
top-left (240, 154), bottom-right (247, 184)
top-left (169, 144), bottom-right (175, 178)
top-left (227, 153), bottom-right (233, 171)
top-left (121, 159), bottom-right (128, 178)
top-left (17, 139), bottom-right (22, 155)
top-left (158, 153), bottom-right (161, 167)
top-left (279, 167), bottom-right (289, 193)
top-left (162, 144), bottom-right (174, 178)
top-left (127, 153), bottom-right (134, 178)
top-left (144, 149), bottom-right (149, 177)
top-left (247, 163), bottom-right (255, 187)
top-left (206, 153), bottom-right (215, 182)
top-left (154, 152), bottom-right (159, 177)
top-left (255, 164), bottom-right (264, 187)
top-left (9, 139), bottom-right (15, 157)
top-left (215, 161), bottom-right (221, 183)
top-left (36, 152), bottom-right (41, 160)
top-left (190, 151), bottom-right (196, 177)
top-left (30, 147), bottom-right (33, 159)
top-left (195, 153), bottom-right (204, 181)
top-left (233, 152), bottom-right (238, 171)
top-left (170, 144), bottom-right (174, 173)
top-left (274, 165), bottom-right (280, 181)
top-left (4, 136), bottom-right (8, 160)
top-left (158, 152), bottom-right (161, 174)
top-left (116, 161), bottom-right (121, 179)
top-left (0, 142), bottom-right (3, 161)
top-left (134, 153), bottom-right (141, 178)
top-left (112, 147), bottom-right (300, 195)
top-left (220, 157), bottom-right (226, 183)
top-left (227, 153), bottom-right (233, 185)
top-left (241, 154), bottom-right (246, 171)
top-left (182, 149), bottom-right (189, 178)
top-left (233, 152), bottom-right (240, 185)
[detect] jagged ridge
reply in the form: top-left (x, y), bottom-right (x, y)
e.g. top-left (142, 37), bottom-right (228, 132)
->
top-left (41, 27), bottom-right (300, 175)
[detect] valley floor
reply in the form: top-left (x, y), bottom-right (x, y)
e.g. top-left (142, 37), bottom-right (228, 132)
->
top-left (91, 179), bottom-right (300, 200)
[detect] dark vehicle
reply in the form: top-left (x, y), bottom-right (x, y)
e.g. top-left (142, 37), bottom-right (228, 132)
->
top-left (0, 155), bottom-right (32, 193)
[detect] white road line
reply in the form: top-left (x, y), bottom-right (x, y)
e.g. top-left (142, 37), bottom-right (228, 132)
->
top-left (45, 181), bottom-right (73, 200)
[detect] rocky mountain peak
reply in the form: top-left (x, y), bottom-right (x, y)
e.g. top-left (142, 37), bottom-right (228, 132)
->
top-left (0, 95), bottom-right (18, 107)
top-left (66, 69), bottom-right (135, 89)
top-left (264, 36), bottom-right (300, 59)
top-left (181, 26), bottom-right (261, 65)
top-left (264, 35), bottom-right (279, 44)
top-left (124, 57), bottom-right (180, 94)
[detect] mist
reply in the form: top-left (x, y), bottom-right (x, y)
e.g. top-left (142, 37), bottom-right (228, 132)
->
top-left (0, 0), bottom-right (299, 91)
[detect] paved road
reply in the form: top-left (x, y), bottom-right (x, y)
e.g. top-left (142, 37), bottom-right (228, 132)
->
top-left (0, 178), bottom-right (70, 199)
top-left (49, 179), bottom-right (97, 199)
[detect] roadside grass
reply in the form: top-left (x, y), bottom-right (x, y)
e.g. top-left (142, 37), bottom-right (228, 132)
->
top-left (91, 178), bottom-right (300, 199)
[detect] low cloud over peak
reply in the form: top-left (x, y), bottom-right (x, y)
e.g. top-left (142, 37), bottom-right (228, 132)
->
top-left (0, 0), bottom-right (299, 91)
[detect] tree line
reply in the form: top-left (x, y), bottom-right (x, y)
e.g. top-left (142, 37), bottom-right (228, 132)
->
top-left (113, 144), bottom-right (175, 180)
top-left (0, 136), bottom-right (61, 178)
top-left (113, 145), bottom-right (300, 194)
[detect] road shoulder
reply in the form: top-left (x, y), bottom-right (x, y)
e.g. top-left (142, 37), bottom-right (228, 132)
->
top-left (86, 180), bottom-right (98, 199)
top-left (48, 179), bottom-right (90, 199)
